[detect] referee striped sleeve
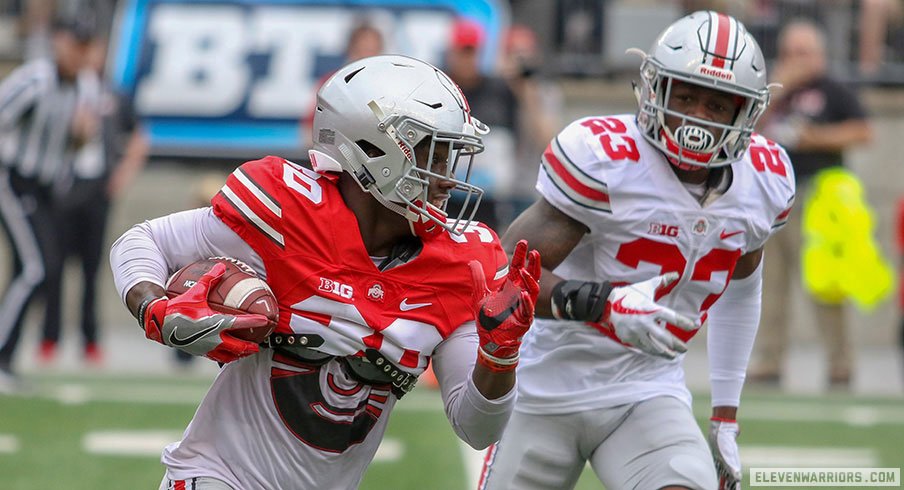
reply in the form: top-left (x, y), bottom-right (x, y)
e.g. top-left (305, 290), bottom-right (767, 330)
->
top-left (218, 167), bottom-right (285, 248)
top-left (0, 61), bottom-right (48, 129)
top-left (540, 138), bottom-right (611, 213)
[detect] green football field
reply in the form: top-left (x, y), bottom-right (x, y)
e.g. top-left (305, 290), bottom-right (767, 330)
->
top-left (1, 373), bottom-right (902, 490)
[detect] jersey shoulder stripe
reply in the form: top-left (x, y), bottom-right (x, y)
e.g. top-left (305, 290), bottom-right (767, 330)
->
top-left (214, 156), bottom-right (287, 249)
top-left (772, 196), bottom-right (794, 229)
top-left (540, 138), bottom-right (611, 213)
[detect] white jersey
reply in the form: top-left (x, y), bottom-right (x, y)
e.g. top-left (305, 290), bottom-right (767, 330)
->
top-left (516, 115), bottom-right (795, 413)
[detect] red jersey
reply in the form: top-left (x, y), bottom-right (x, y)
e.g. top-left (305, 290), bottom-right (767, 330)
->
top-left (212, 156), bottom-right (508, 375)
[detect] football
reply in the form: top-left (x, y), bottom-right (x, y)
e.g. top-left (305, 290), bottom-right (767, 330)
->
top-left (165, 257), bottom-right (278, 344)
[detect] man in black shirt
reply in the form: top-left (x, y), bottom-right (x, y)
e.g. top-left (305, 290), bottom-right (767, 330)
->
top-left (752, 19), bottom-right (873, 389)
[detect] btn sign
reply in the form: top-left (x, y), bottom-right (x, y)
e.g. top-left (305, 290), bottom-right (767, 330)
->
top-left (110, 0), bottom-right (502, 158)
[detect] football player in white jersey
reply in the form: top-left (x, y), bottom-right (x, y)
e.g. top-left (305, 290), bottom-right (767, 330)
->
top-left (110, 56), bottom-right (542, 489)
top-left (480, 11), bottom-right (795, 490)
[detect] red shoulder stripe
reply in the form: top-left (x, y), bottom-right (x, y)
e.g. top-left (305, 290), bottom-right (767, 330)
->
top-left (541, 141), bottom-right (611, 213)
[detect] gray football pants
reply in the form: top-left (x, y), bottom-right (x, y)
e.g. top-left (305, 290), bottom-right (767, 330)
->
top-left (480, 395), bottom-right (717, 490)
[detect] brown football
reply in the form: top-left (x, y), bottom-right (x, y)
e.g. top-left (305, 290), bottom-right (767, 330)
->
top-left (165, 257), bottom-right (278, 343)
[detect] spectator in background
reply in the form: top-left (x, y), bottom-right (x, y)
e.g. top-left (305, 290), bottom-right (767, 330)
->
top-left (20, 0), bottom-right (54, 60)
top-left (301, 20), bottom-right (384, 150)
top-left (0, 15), bottom-right (95, 391)
top-left (447, 21), bottom-right (563, 230)
top-left (752, 19), bottom-right (873, 389)
top-left (343, 20), bottom-right (384, 62)
top-left (858, 0), bottom-right (904, 78)
top-left (444, 18), bottom-right (519, 231)
top-left (499, 24), bottom-right (563, 217)
top-left (39, 35), bottom-right (149, 365)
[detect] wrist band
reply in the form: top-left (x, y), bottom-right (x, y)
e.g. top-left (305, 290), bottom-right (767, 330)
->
top-left (137, 296), bottom-right (164, 330)
top-left (477, 347), bottom-right (519, 372)
top-left (550, 280), bottom-right (613, 322)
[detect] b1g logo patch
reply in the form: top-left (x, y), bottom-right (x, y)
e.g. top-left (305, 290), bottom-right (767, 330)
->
top-left (319, 277), bottom-right (353, 300)
top-left (649, 222), bottom-right (679, 237)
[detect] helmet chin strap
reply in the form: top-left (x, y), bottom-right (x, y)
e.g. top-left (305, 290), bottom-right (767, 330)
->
top-left (407, 200), bottom-right (449, 240)
top-left (368, 185), bottom-right (450, 241)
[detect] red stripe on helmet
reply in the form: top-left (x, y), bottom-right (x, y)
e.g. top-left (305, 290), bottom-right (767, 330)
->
top-left (711, 12), bottom-right (731, 68)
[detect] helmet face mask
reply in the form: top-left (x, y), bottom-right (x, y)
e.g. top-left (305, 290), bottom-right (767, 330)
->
top-left (388, 117), bottom-right (484, 233)
top-left (310, 55), bottom-right (486, 235)
top-left (633, 11), bottom-right (770, 170)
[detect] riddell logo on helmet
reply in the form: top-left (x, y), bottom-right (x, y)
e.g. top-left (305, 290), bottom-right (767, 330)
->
top-left (696, 65), bottom-right (735, 82)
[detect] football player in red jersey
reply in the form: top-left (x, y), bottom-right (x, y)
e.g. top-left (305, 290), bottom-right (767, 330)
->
top-left (110, 55), bottom-right (540, 490)
top-left (480, 12), bottom-right (794, 490)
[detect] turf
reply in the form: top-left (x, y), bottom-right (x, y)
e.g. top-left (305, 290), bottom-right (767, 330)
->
top-left (0, 374), bottom-right (901, 490)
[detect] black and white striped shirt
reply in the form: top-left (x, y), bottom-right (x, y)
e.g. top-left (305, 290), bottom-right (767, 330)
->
top-left (0, 58), bottom-right (79, 186)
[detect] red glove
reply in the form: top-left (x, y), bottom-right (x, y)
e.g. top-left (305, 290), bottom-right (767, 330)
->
top-left (469, 240), bottom-right (541, 372)
top-left (141, 263), bottom-right (268, 363)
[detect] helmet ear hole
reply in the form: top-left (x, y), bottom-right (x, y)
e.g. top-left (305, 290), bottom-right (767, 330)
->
top-left (355, 139), bottom-right (385, 158)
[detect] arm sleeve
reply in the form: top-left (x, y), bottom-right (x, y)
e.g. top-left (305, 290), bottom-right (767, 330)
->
top-left (432, 324), bottom-right (516, 450)
top-left (707, 259), bottom-right (763, 407)
top-left (110, 207), bottom-right (264, 304)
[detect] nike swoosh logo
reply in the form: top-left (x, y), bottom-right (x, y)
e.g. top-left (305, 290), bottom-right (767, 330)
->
top-left (168, 318), bottom-right (225, 347)
top-left (719, 229), bottom-right (744, 240)
top-left (478, 304), bottom-right (517, 331)
top-left (400, 298), bottom-right (432, 311)
top-left (611, 297), bottom-right (659, 316)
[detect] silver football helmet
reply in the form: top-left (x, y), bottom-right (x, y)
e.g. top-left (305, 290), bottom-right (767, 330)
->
top-left (631, 11), bottom-right (770, 169)
top-left (309, 54), bottom-right (486, 234)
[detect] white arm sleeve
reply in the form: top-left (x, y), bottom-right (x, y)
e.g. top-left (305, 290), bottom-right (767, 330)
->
top-left (707, 260), bottom-right (763, 407)
top-left (432, 324), bottom-right (516, 450)
top-left (110, 207), bottom-right (264, 304)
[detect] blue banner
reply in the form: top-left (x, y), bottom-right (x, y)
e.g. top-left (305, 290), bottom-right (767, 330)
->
top-left (109, 0), bottom-right (506, 159)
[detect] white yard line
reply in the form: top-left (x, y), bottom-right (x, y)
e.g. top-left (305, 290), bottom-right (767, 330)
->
top-left (694, 400), bottom-right (904, 427)
top-left (457, 441), bottom-right (487, 490)
top-left (741, 446), bottom-right (879, 467)
top-left (373, 438), bottom-right (403, 463)
top-left (0, 434), bottom-right (19, 453)
top-left (81, 430), bottom-right (404, 463)
top-left (82, 430), bottom-right (183, 457)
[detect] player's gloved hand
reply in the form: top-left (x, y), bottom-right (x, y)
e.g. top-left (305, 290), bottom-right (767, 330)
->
top-left (140, 263), bottom-right (268, 363)
top-left (709, 417), bottom-right (742, 490)
top-left (602, 272), bottom-right (700, 360)
top-left (469, 240), bottom-right (541, 372)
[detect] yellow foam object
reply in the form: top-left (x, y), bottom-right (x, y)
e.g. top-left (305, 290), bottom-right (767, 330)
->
top-left (801, 168), bottom-right (894, 309)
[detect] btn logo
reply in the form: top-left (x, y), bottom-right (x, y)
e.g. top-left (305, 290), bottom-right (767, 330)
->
top-left (319, 277), bottom-right (353, 300)
top-left (132, 4), bottom-right (459, 119)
